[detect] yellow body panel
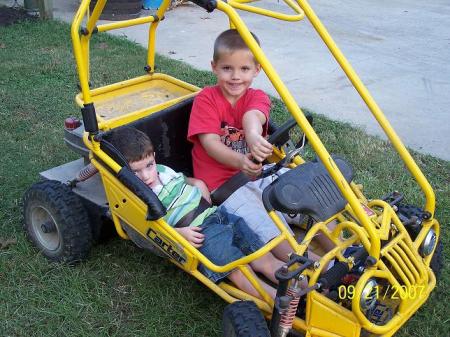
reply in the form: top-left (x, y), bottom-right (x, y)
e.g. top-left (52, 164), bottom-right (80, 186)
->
top-left (75, 74), bottom-right (198, 120)
top-left (307, 292), bottom-right (360, 337)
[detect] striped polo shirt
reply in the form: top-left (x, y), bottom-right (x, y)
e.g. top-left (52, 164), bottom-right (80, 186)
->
top-left (152, 165), bottom-right (216, 227)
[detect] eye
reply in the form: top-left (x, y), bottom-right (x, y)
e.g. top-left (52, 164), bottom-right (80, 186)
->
top-left (146, 162), bottom-right (154, 168)
top-left (222, 66), bottom-right (231, 71)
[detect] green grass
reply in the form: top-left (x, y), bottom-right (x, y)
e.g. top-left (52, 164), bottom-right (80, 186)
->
top-left (0, 18), bottom-right (448, 337)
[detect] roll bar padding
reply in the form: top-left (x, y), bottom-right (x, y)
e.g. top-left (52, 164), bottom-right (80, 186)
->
top-left (117, 167), bottom-right (167, 221)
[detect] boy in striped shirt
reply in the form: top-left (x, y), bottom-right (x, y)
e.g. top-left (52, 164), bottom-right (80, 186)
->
top-left (109, 126), bottom-right (285, 299)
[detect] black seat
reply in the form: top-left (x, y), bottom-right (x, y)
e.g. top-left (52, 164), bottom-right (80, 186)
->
top-left (262, 156), bottom-right (354, 222)
top-left (99, 98), bottom-right (196, 221)
top-left (128, 98), bottom-right (195, 176)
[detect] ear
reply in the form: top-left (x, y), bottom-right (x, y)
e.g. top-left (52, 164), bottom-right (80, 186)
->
top-left (211, 60), bottom-right (217, 74)
top-left (254, 63), bottom-right (261, 77)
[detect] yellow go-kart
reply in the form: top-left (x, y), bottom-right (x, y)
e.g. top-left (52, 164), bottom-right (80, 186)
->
top-left (23, 0), bottom-right (442, 336)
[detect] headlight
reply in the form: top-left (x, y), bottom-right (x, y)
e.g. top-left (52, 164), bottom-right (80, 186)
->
top-left (360, 278), bottom-right (378, 311)
top-left (420, 229), bottom-right (437, 256)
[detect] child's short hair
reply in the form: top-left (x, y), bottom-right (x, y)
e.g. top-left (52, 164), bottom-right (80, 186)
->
top-left (108, 126), bottom-right (154, 163)
top-left (213, 29), bottom-right (260, 62)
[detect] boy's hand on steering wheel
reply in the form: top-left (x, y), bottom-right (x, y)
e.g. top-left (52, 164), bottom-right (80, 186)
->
top-left (240, 153), bottom-right (262, 178)
top-left (246, 131), bottom-right (273, 163)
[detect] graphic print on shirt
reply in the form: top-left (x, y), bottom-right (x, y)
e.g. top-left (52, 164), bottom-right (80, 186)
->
top-left (220, 121), bottom-right (249, 154)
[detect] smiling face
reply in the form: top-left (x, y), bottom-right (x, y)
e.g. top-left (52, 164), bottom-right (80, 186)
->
top-left (129, 154), bottom-right (160, 188)
top-left (211, 49), bottom-right (261, 105)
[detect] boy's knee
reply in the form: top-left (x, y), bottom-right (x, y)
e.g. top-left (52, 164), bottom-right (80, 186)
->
top-left (250, 254), bottom-right (274, 272)
top-left (228, 269), bottom-right (245, 284)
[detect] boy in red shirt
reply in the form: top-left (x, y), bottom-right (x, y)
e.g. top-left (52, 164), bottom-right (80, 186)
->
top-left (188, 29), bottom-right (297, 261)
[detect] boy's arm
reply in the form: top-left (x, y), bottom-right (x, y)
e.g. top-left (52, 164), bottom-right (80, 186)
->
top-left (242, 109), bottom-right (273, 163)
top-left (175, 227), bottom-right (204, 248)
top-left (198, 133), bottom-right (262, 178)
top-left (185, 177), bottom-right (211, 204)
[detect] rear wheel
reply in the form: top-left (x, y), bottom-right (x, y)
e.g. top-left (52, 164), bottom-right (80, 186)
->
top-left (23, 180), bottom-right (92, 263)
top-left (222, 301), bottom-right (270, 337)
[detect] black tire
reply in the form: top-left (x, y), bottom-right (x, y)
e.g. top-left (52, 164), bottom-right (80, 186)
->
top-left (430, 239), bottom-right (443, 279)
top-left (23, 180), bottom-right (93, 263)
top-left (222, 301), bottom-right (270, 337)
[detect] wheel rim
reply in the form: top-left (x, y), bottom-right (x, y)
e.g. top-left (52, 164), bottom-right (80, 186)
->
top-left (30, 205), bottom-right (61, 251)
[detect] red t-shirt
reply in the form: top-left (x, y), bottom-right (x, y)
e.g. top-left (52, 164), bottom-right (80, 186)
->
top-left (187, 85), bottom-right (271, 191)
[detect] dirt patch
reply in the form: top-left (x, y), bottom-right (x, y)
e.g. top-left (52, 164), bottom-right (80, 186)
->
top-left (0, 6), bottom-right (34, 27)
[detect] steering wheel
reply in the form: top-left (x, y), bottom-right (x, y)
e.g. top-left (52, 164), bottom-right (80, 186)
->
top-left (210, 117), bottom-right (309, 205)
top-left (267, 117), bottom-right (298, 146)
top-left (259, 117), bottom-right (307, 178)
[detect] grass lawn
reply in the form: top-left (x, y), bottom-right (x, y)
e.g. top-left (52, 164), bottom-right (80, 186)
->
top-left (0, 17), bottom-right (448, 337)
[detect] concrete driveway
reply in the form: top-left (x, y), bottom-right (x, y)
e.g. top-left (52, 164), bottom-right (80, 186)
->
top-left (153, 1), bottom-right (450, 161)
top-left (12, 0), bottom-right (450, 160)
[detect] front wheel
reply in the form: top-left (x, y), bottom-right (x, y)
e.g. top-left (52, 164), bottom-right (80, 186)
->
top-left (222, 301), bottom-right (270, 337)
top-left (23, 180), bottom-right (92, 263)
top-left (430, 240), bottom-right (443, 279)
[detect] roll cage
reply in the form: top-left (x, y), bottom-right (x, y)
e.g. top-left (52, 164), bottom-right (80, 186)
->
top-left (66, 1), bottom-right (440, 335)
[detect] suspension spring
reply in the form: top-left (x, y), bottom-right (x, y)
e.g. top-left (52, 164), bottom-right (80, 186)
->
top-left (279, 286), bottom-right (301, 331)
top-left (76, 163), bottom-right (98, 182)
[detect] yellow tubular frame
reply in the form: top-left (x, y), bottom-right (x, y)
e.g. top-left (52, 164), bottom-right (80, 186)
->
top-left (71, 1), bottom-right (439, 335)
top-left (228, 0), bottom-right (304, 21)
top-left (71, 0), bottom-right (173, 106)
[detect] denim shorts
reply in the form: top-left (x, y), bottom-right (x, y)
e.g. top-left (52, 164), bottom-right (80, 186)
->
top-left (198, 206), bottom-right (265, 283)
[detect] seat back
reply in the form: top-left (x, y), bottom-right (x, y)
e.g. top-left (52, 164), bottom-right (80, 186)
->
top-left (128, 98), bottom-right (194, 176)
top-left (99, 98), bottom-right (195, 220)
